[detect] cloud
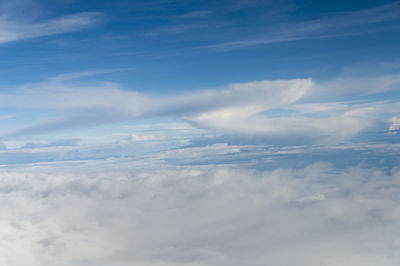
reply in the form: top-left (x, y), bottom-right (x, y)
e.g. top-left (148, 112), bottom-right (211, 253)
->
top-left (305, 75), bottom-right (400, 100)
top-left (163, 79), bottom-right (311, 114)
top-left (0, 12), bottom-right (104, 43)
top-left (1, 128), bottom-right (400, 169)
top-left (389, 117), bottom-right (400, 131)
top-left (0, 78), bottom-right (315, 138)
top-left (0, 163), bottom-right (399, 265)
top-left (174, 10), bottom-right (213, 19)
top-left (1, 73), bottom-right (399, 143)
top-left (186, 107), bottom-right (372, 142)
top-left (387, 117), bottom-right (400, 135)
top-left (21, 139), bottom-right (79, 149)
top-left (199, 2), bottom-right (400, 51)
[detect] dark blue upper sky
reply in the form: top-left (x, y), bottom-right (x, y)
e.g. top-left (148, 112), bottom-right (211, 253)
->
top-left (0, 0), bottom-right (399, 92)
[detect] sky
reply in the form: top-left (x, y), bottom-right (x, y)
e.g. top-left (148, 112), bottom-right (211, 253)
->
top-left (0, 0), bottom-right (400, 265)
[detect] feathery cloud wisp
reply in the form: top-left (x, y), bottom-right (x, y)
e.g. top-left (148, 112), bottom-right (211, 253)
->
top-left (199, 2), bottom-right (400, 51)
top-left (0, 12), bottom-right (104, 43)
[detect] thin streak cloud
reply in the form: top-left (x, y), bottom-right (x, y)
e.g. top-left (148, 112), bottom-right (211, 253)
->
top-left (198, 2), bottom-right (400, 51)
top-left (0, 12), bottom-right (105, 43)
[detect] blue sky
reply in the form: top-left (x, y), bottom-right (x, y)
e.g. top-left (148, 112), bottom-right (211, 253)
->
top-left (0, 0), bottom-right (400, 265)
top-left (1, 0), bottom-right (399, 88)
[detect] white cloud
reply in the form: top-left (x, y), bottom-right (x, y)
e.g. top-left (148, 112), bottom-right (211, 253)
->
top-left (0, 163), bottom-right (399, 265)
top-left (165, 79), bottom-right (312, 113)
top-left (0, 78), bottom-right (315, 139)
top-left (387, 117), bottom-right (400, 135)
top-left (1, 73), bottom-right (398, 143)
top-left (0, 12), bottom-right (104, 43)
top-left (388, 117), bottom-right (400, 131)
top-left (306, 75), bottom-right (400, 100)
top-left (186, 107), bottom-right (372, 142)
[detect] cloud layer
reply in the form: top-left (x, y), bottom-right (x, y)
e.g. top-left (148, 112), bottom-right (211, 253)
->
top-left (0, 163), bottom-right (399, 265)
top-left (2, 74), bottom-right (394, 143)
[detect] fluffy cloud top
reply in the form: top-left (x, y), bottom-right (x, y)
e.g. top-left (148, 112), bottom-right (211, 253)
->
top-left (0, 163), bottom-right (399, 266)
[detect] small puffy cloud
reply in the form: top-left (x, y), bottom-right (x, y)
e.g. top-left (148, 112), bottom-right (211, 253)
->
top-left (387, 117), bottom-right (400, 135)
top-left (388, 117), bottom-right (400, 131)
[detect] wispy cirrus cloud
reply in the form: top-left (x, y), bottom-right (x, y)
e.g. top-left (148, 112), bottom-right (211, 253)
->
top-left (305, 75), bottom-right (400, 100)
top-left (0, 12), bottom-right (105, 43)
top-left (199, 2), bottom-right (400, 51)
